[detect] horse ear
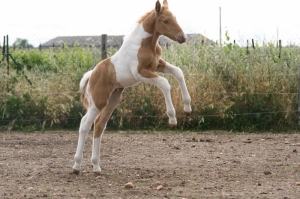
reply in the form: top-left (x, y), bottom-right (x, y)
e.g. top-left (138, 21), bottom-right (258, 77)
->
top-left (163, 0), bottom-right (168, 8)
top-left (155, 0), bottom-right (161, 13)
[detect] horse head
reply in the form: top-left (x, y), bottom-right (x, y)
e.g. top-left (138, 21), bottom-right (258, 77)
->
top-left (154, 0), bottom-right (186, 44)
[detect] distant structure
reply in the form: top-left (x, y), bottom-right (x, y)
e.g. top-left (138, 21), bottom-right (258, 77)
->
top-left (41, 35), bottom-right (123, 49)
top-left (41, 34), bottom-right (213, 49)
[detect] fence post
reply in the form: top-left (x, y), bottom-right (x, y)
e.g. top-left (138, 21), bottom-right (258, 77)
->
top-left (298, 65), bottom-right (300, 125)
top-left (278, 40), bottom-right (282, 59)
top-left (1, 36), bottom-right (4, 55)
top-left (101, 34), bottom-right (107, 60)
top-left (246, 40), bottom-right (249, 54)
top-left (6, 35), bottom-right (10, 92)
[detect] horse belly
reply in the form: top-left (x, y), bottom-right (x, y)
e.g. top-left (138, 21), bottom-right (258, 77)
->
top-left (116, 69), bottom-right (139, 87)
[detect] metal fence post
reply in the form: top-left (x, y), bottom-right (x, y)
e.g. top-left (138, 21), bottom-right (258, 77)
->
top-left (298, 65), bottom-right (300, 125)
top-left (101, 34), bottom-right (107, 60)
top-left (246, 40), bottom-right (249, 54)
top-left (278, 40), bottom-right (282, 59)
top-left (6, 35), bottom-right (9, 92)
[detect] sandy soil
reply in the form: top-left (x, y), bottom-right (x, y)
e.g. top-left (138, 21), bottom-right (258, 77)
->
top-left (1, 130), bottom-right (300, 199)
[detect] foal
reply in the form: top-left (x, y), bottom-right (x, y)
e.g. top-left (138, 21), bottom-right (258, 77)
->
top-left (73, 0), bottom-right (192, 175)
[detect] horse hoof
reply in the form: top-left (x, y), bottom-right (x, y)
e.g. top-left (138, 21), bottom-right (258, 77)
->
top-left (184, 111), bottom-right (191, 116)
top-left (73, 170), bottom-right (80, 175)
top-left (169, 124), bottom-right (177, 130)
top-left (94, 171), bottom-right (101, 176)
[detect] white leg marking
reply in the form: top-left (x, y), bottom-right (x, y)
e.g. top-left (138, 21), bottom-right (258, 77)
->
top-left (164, 62), bottom-right (192, 114)
top-left (91, 135), bottom-right (102, 173)
top-left (140, 76), bottom-right (177, 125)
top-left (73, 105), bottom-right (99, 172)
top-left (90, 89), bottom-right (123, 174)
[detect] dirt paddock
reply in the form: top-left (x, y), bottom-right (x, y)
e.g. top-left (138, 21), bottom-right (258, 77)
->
top-left (1, 130), bottom-right (300, 199)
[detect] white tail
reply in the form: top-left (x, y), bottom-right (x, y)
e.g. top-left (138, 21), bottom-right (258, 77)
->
top-left (79, 70), bottom-right (93, 108)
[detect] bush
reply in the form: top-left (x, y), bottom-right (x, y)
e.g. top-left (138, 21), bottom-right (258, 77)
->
top-left (0, 41), bottom-right (300, 132)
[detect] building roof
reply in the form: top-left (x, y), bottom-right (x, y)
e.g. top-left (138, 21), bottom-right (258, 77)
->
top-left (41, 35), bottom-right (124, 48)
top-left (41, 33), bottom-right (213, 48)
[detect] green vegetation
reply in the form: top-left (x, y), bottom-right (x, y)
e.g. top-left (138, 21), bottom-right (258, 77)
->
top-left (13, 38), bottom-right (34, 49)
top-left (1, 39), bottom-right (300, 132)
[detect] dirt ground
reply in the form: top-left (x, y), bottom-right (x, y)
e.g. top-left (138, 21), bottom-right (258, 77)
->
top-left (0, 130), bottom-right (300, 199)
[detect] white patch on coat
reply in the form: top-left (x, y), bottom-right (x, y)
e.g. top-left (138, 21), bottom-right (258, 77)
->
top-left (111, 23), bottom-right (152, 87)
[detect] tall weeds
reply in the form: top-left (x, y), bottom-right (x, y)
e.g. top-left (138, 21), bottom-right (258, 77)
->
top-left (0, 40), bottom-right (299, 131)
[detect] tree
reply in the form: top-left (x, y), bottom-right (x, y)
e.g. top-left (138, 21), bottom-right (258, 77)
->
top-left (13, 38), bottom-right (34, 49)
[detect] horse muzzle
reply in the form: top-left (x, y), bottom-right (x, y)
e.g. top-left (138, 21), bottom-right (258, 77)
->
top-left (176, 33), bottom-right (187, 44)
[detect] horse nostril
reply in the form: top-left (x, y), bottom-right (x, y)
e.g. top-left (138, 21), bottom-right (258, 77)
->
top-left (177, 34), bottom-right (186, 44)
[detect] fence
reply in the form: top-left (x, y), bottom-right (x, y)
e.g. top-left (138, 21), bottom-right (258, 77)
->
top-left (2, 34), bottom-right (217, 51)
top-left (1, 34), bottom-right (300, 131)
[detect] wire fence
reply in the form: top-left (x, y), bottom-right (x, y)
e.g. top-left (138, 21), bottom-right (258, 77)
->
top-left (1, 34), bottom-right (300, 131)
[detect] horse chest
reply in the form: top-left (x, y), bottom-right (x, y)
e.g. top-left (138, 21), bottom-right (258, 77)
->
top-left (150, 55), bottom-right (160, 71)
top-left (138, 46), bottom-right (161, 70)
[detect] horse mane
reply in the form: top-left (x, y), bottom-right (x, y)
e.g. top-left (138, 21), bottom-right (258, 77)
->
top-left (122, 11), bottom-right (154, 42)
top-left (123, 5), bottom-right (169, 44)
top-left (137, 4), bottom-right (168, 24)
top-left (137, 11), bottom-right (152, 24)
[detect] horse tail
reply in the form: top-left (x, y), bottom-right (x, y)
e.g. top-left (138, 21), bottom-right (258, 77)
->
top-left (79, 70), bottom-right (93, 109)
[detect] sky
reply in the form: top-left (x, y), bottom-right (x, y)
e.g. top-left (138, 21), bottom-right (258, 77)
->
top-left (1, 0), bottom-right (299, 47)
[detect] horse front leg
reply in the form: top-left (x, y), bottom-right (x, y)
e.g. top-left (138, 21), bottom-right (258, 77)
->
top-left (138, 71), bottom-right (177, 128)
top-left (158, 59), bottom-right (192, 115)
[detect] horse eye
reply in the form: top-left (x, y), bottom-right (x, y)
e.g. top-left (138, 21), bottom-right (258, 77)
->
top-left (163, 20), bottom-right (169, 24)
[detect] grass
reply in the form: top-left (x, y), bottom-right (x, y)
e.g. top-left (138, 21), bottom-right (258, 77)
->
top-left (0, 38), bottom-right (300, 131)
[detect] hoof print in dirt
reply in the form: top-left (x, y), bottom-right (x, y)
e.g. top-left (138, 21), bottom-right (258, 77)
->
top-left (186, 137), bottom-right (198, 142)
top-left (72, 170), bottom-right (80, 175)
top-left (243, 139), bottom-right (252, 143)
top-left (94, 171), bottom-right (101, 176)
top-left (173, 146), bottom-right (180, 150)
top-left (199, 138), bottom-right (213, 142)
top-left (263, 171), bottom-right (272, 175)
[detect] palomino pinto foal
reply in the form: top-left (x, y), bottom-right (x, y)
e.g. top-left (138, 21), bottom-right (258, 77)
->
top-left (73, 0), bottom-right (192, 175)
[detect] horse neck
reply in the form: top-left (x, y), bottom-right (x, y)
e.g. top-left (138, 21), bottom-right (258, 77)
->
top-left (127, 10), bottom-right (160, 51)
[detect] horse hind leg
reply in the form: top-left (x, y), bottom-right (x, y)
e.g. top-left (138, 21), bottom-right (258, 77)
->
top-left (91, 88), bottom-right (124, 175)
top-left (73, 104), bottom-right (99, 174)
